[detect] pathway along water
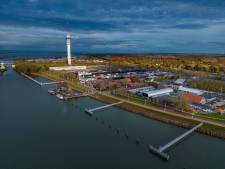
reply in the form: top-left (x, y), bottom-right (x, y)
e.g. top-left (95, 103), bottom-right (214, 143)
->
top-left (0, 69), bottom-right (225, 169)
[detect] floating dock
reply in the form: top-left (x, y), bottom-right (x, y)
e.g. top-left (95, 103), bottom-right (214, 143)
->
top-left (63, 93), bottom-right (89, 100)
top-left (48, 88), bottom-right (88, 101)
top-left (149, 123), bottom-right (203, 160)
top-left (85, 101), bottom-right (124, 116)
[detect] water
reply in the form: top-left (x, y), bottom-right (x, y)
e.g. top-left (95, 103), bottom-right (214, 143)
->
top-left (0, 69), bottom-right (225, 169)
top-left (0, 50), bottom-right (89, 61)
top-left (1, 50), bottom-right (224, 61)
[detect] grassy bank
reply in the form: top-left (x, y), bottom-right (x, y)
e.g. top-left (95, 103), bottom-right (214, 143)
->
top-left (93, 92), bottom-right (225, 138)
top-left (31, 71), bottom-right (225, 139)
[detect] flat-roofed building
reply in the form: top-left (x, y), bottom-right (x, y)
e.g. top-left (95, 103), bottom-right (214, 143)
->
top-left (178, 86), bottom-right (204, 95)
top-left (49, 66), bottom-right (87, 71)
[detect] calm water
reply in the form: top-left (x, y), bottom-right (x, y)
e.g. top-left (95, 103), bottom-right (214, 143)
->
top-left (0, 50), bottom-right (88, 61)
top-left (1, 50), bottom-right (224, 61)
top-left (0, 69), bottom-right (225, 169)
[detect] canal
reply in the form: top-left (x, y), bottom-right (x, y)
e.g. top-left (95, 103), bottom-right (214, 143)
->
top-left (0, 69), bottom-right (225, 169)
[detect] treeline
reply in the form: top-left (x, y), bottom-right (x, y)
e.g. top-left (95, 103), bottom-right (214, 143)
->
top-left (14, 60), bottom-right (48, 74)
top-left (105, 55), bottom-right (225, 75)
top-left (14, 59), bottom-right (70, 74)
top-left (190, 79), bottom-right (225, 94)
top-left (154, 75), bottom-right (180, 82)
top-left (184, 64), bottom-right (223, 73)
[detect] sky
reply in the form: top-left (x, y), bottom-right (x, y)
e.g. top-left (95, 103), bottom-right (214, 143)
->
top-left (0, 0), bottom-right (225, 54)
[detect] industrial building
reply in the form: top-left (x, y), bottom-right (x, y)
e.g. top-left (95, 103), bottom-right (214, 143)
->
top-left (141, 88), bottom-right (174, 98)
top-left (178, 86), bottom-right (204, 95)
top-left (129, 86), bottom-right (155, 94)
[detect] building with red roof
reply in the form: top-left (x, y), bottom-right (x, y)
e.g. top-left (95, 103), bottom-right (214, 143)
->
top-left (182, 92), bottom-right (206, 105)
top-left (215, 108), bottom-right (225, 115)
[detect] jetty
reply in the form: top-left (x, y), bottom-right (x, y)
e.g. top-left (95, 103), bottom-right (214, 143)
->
top-left (149, 123), bottom-right (203, 160)
top-left (21, 73), bottom-right (63, 86)
top-left (41, 81), bottom-right (64, 86)
top-left (21, 73), bottom-right (42, 86)
top-left (85, 101), bottom-right (123, 115)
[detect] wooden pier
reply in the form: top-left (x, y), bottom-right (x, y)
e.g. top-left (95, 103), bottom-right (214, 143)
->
top-left (85, 101), bottom-right (124, 116)
top-left (149, 123), bottom-right (203, 160)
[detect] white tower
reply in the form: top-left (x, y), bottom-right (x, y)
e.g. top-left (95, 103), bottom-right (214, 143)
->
top-left (66, 33), bottom-right (72, 65)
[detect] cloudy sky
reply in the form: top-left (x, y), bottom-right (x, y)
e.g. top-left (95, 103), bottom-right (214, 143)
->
top-left (0, 0), bottom-right (225, 54)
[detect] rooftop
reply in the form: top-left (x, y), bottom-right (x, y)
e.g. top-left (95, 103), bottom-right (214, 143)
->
top-left (182, 92), bottom-right (205, 105)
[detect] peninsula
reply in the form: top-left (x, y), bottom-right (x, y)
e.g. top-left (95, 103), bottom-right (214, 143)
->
top-left (13, 53), bottom-right (225, 139)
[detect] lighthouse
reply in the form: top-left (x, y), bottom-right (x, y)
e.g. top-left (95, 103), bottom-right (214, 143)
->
top-left (66, 33), bottom-right (72, 65)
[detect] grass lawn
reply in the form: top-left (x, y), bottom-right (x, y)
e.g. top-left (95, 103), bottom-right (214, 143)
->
top-left (197, 113), bottom-right (225, 122)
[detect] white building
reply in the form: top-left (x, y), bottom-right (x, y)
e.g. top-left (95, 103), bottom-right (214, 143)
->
top-left (78, 71), bottom-right (92, 77)
top-left (49, 66), bottom-right (86, 71)
top-left (178, 86), bottom-right (204, 95)
top-left (141, 88), bottom-right (174, 98)
top-left (174, 79), bottom-right (186, 85)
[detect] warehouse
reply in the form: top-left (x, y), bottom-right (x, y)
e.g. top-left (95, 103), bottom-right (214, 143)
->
top-left (178, 86), bottom-right (204, 95)
top-left (141, 88), bottom-right (174, 98)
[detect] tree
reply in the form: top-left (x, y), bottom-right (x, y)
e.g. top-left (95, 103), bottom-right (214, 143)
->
top-left (173, 97), bottom-right (192, 113)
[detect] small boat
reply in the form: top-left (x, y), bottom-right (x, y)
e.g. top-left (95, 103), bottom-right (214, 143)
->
top-left (56, 94), bottom-right (64, 100)
top-left (0, 62), bottom-right (6, 72)
top-left (48, 89), bottom-right (56, 95)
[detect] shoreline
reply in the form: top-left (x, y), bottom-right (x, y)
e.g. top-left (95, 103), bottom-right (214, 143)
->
top-left (92, 93), bottom-right (225, 140)
top-left (33, 71), bottom-right (225, 140)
